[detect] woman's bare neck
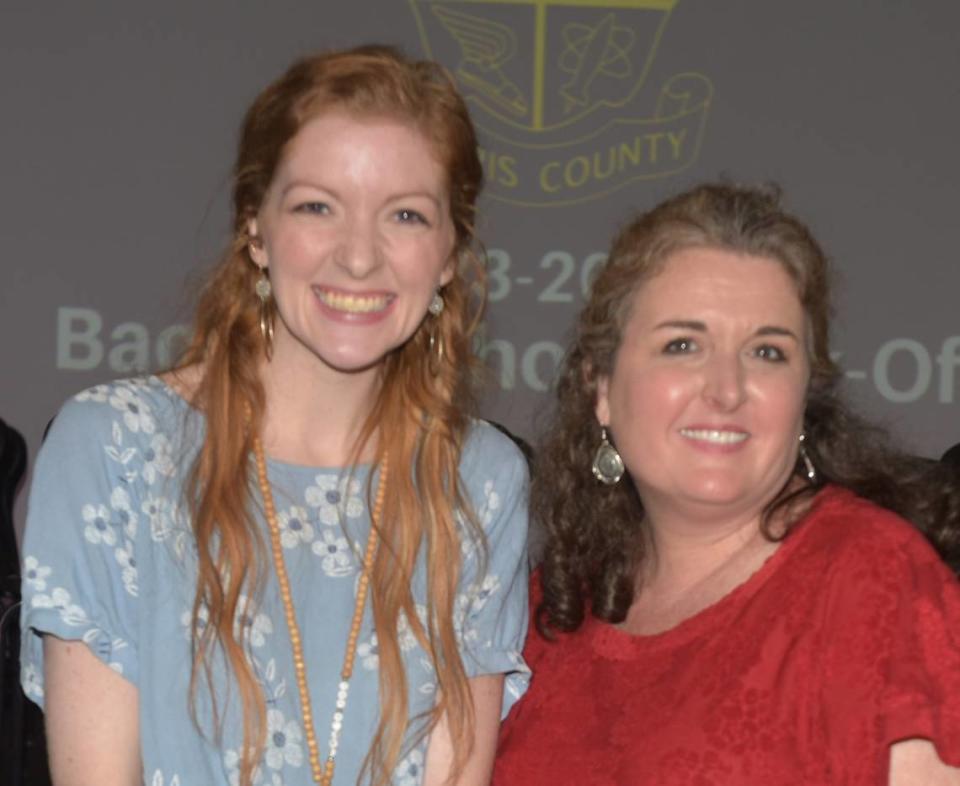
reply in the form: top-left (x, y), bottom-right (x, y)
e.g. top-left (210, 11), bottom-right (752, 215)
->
top-left (161, 347), bottom-right (381, 469)
top-left (618, 505), bottom-right (779, 636)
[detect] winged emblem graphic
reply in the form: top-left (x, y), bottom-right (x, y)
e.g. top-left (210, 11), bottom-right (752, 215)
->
top-left (408, 0), bottom-right (712, 205)
top-left (431, 4), bottom-right (530, 118)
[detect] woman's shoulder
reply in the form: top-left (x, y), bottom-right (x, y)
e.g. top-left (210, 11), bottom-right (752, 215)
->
top-left (46, 375), bottom-right (190, 449)
top-left (805, 485), bottom-right (950, 574)
top-left (456, 421), bottom-right (531, 540)
top-left (460, 419), bottom-right (531, 478)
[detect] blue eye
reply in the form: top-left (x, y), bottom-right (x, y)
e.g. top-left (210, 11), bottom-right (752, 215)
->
top-left (664, 338), bottom-right (697, 354)
top-left (294, 201), bottom-right (330, 215)
top-left (755, 344), bottom-right (787, 362)
top-left (396, 209), bottom-right (428, 225)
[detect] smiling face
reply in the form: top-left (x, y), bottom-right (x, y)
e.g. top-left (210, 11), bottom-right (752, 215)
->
top-left (594, 246), bottom-right (811, 523)
top-left (248, 110), bottom-right (456, 376)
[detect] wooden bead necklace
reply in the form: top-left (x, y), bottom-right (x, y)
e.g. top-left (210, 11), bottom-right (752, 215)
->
top-left (253, 437), bottom-right (388, 786)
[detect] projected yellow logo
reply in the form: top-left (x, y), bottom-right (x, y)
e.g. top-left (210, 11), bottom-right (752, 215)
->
top-left (410, 0), bottom-right (712, 206)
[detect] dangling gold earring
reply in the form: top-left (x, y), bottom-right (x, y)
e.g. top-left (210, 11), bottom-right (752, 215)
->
top-left (427, 290), bottom-right (444, 375)
top-left (255, 266), bottom-right (273, 359)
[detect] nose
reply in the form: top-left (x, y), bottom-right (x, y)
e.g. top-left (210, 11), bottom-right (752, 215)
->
top-left (335, 217), bottom-right (383, 279)
top-left (701, 351), bottom-right (747, 411)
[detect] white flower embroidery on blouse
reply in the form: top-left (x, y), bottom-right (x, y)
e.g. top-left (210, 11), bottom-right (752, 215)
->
top-left (276, 505), bottom-right (315, 549)
top-left (504, 651), bottom-right (532, 700)
top-left (223, 749), bottom-right (248, 786)
top-left (224, 750), bottom-right (284, 786)
top-left (142, 493), bottom-right (175, 541)
top-left (304, 475), bottom-right (364, 526)
top-left (180, 604), bottom-right (210, 641)
top-left (358, 632), bottom-right (380, 671)
top-left (470, 574), bottom-right (502, 612)
top-left (114, 542), bottom-right (138, 597)
top-left (74, 384), bottom-right (111, 403)
top-left (79, 627), bottom-right (129, 675)
top-left (30, 585), bottom-right (89, 627)
top-left (311, 529), bottom-right (355, 577)
top-left (234, 596), bottom-right (274, 648)
top-left (110, 485), bottom-right (138, 540)
top-left (22, 662), bottom-right (44, 701)
top-left (149, 770), bottom-right (182, 786)
top-left (108, 384), bottom-right (156, 434)
top-left (452, 574), bottom-right (502, 647)
top-left (395, 748), bottom-right (426, 786)
top-left (264, 708), bottom-right (304, 770)
top-left (82, 504), bottom-right (117, 546)
top-left (22, 556), bottom-right (51, 592)
top-left (397, 606), bottom-right (423, 653)
top-left (140, 432), bottom-right (175, 484)
top-left (478, 480), bottom-right (502, 527)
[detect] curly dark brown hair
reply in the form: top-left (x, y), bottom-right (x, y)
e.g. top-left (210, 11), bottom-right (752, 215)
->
top-left (534, 182), bottom-right (960, 635)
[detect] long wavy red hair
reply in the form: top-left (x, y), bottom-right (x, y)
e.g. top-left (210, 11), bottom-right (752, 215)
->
top-left (176, 46), bottom-right (486, 785)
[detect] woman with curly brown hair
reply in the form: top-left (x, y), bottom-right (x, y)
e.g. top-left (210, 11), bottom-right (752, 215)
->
top-left (494, 182), bottom-right (960, 785)
top-left (20, 47), bottom-right (530, 786)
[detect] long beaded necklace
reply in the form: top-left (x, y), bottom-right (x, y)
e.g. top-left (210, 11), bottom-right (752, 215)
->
top-left (253, 437), bottom-right (388, 786)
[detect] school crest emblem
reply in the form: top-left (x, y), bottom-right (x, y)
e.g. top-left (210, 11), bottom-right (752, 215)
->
top-left (410, 0), bottom-right (713, 205)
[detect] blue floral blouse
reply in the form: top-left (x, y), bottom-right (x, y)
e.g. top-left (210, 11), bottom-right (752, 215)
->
top-left (20, 376), bottom-right (530, 786)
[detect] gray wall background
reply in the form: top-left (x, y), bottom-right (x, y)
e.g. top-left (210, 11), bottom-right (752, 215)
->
top-left (3, 2), bottom-right (959, 537)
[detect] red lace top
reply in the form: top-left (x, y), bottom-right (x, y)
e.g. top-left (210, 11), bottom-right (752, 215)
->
top-left (494, 487), bottom-right (960, 785)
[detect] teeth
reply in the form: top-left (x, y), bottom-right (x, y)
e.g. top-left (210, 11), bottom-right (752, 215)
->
top-left (680, 429), bottom-right (748, 444)
top-left (317, 290), bottom-right (389, 313)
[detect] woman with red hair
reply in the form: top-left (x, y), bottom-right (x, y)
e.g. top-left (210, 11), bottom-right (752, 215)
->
top-left (22, 47), bottom-right (529, 786)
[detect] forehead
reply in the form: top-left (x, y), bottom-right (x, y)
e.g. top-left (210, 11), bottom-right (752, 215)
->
top-left (275, 110), bottom-right (448, 192)
top-left (625, 246), bottom-right (804, 328)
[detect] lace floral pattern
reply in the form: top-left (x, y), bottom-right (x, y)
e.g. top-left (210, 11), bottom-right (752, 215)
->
top-left (494, 487), bottom-right (960, 785)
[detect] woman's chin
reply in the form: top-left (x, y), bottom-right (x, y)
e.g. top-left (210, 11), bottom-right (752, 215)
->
top-left (657, 477), bottom-right (774, 517)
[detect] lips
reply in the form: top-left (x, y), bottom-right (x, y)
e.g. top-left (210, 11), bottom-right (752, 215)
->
top-left (314, 287), bottom-right (393, 314)
top-left (679, 428), bottom-right (749, 445)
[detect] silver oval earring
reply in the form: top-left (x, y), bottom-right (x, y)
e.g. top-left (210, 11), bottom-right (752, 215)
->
top-left (591, 427), bottom-right (624, 485)
top-left (798, 432), bottom-right (816, 482)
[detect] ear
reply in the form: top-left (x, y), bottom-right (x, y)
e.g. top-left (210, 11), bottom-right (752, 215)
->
top-left (439, 250), bottom-right (456, 287)
top-left (594, 374), bottom-right (611, 427)
top-left (247, 217), bottom-right (267, 268)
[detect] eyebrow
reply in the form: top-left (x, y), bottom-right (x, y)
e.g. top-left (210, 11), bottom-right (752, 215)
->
top-left (653, 320), bottom-right (800, 341)
top-left (280, 180), bottom-right (340, 200)
top-left (755, 326), bottom-right (800, 341)
top-left (653, 320), bottom-right (707, 331)
top-left (280, 180), bottom-right (442, 206)
top-left (386, 192), bottom-right (444, 209)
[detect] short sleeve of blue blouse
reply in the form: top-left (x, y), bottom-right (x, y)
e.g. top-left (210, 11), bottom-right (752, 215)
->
top-left (448, 420), bottom-right (532, 714)
top-left (20, 377), bottom-right (531, 783)
top-left (20, 384), bottom-right (155, 703)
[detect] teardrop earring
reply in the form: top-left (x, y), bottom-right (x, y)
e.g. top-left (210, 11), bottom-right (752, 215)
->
top-left (591, 427), bottom-right (625, 485)
top-left (427, 291), bottom-right (444, 374)
top-left (798, 432), bottom-right (816, 482)
top-left (255, 266), bottom-right (274, 359)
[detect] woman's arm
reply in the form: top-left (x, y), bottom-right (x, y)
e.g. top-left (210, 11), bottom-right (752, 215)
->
top-left (890, 739), bottom-right (960, 785)
top-left (423, 674), bottom-right (504, 786)
top-left (44, 635), bottom-right (141, 786)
